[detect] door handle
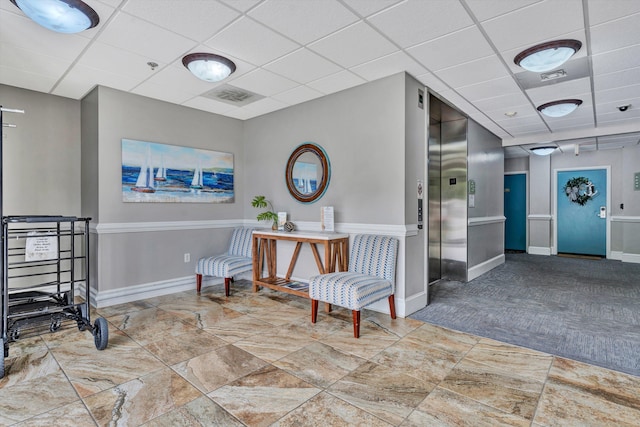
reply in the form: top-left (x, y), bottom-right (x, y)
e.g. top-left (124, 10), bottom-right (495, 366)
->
top-left (598, 206), bottom-right (606, 219)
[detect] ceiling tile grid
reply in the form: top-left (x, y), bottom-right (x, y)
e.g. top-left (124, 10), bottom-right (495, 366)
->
top-left (1, 0), bottom-right (640, 154)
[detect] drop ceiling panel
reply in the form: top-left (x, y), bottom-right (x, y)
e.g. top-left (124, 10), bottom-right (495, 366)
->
top-left (526, 77), bottom-right (592, 105)
top-left (121, 0), bottom-right (240, 41)
top-left (437, 55), bottom-right (509, 89)
top-left (272, 85), bottom-right (323, 105)
top-left (218, 0), bottom-right (262, 13)
top-left (464, 0), bottom-right (543, 22)
top-left (407, 26), bottom-right (495, 72)
top-left (97, 12), bottom-right (196, 63)
top-left (481, 0), bottom-right (584, 52)
top-left (472, 92), bottom-right (531, 112)
top-left (0, 10), bottom-right (92, 60)
top-left (132, 80), bottom-right (195, 105)
top-left (592, 44), bottom-right (640, 75)
top-left (350, 51), bottom-right (427, 82)
top-left (182, 96), bottom-right (237, 115)
top-left (587, 0), bottom-right (640, 25)
top-left (590, 14), bottom-right (640, 54)
top-left (306, 70), bottom-right (366, 95)
top-left (53, 64), bottom-right (140, 99)
top-left (340, 0), bottom-right (403, 18)
top-left (78, 42), bottom-right (161, 81)
top-left (263, 48), bottom-right (342, 84)
top-left (0, 44), bottom-right (72, 83)
top-left (229, 68), bottom-right (298, 97)
top-left (595, 84), bottom-right (640, 105)
top-left (456, 77), bottom-right (522, 102)
top-left (205, 17), bottom-right (299, 66)
top-left (0, 65), bottom-right (61, 94)
top-left (308, 22), bottom-right (397, 68)
top-left (594, 67), bottom-right (640, 92)
top-left (137, 63), bottom-right (218, 97)
top-left (367, 0), bottom-right (473, 48)
top-left (248, 0), bottom-right (359, 45)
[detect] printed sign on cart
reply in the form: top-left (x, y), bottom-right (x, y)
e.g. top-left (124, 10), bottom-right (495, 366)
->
top-left (25, 231), bottom-right (58, 261)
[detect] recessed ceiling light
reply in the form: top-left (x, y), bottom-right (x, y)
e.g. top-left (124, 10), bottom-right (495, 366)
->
top-left (10, 0), bottom-right (99, 33)
top-left (530, 146), bottom-right (556, 156)
top-left (182, 53), bottom-right (236, 83)
top-left (504, 111), bottom-right (518, 117)
top-left (537, 99), bottom-right (583, 118)
top-left (514, 40), bottom-right (582, 73)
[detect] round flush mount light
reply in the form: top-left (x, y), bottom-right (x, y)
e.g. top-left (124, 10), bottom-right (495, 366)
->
top-left (10, 0), bottom-right (99, 33)
top-left (530, 146), bottom-right (557, 156)
top-left (514, 39), bottom-right (582, 73)
top-left (182, 53), bottom-right (236, 82)
top-left (537, 99), bottom-right (583, 118)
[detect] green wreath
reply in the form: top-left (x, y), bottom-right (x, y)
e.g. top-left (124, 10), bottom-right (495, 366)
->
top-left (563, 177), bottom-right (596, 206)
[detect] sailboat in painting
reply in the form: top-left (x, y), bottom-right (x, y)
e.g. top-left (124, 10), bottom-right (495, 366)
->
top-left (133, 145), bottom-right (156, 193)
top-left (190, 159), bottom-right (203, 189)
top-left (154, 155), bottom-right (167, 181)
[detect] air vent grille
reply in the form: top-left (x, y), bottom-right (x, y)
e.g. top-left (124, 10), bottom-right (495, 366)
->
top-left (202, 84), bottom-right (264, 106)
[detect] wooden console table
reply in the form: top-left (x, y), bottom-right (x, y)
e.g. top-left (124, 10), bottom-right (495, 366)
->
top-left (252, 229), bottom-right (349, 298)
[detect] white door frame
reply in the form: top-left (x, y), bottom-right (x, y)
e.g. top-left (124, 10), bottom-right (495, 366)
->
top-left (552, 166), bottom-right (611, 257)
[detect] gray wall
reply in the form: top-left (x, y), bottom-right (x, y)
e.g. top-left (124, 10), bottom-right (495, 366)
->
top-left (403, 75), bottom-right (427, 303)
top-left (1, 84), bottom-right (81, 216)
top-left (244, 73), bottom-right (405, 225)
top-left (82, 86), bottom-right (245, 295)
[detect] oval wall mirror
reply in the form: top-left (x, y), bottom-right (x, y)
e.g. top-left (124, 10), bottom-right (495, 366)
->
top-left (285, 142), bottom-right (330, 203)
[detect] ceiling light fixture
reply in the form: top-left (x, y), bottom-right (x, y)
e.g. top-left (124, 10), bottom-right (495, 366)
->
top-left (537, 99), bottom-right (583, 118)
top-left (182, 53), bottom-right (236, 83)
top-left (10, 0), bottom-right (99, 33)
top-left (514, 39), bottom-right (582, 73)
top-left (530, 146), bottom-right (556, 156)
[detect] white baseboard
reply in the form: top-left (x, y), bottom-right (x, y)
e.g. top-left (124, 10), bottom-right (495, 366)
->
top-left (402, 290), bottom-right (428, 316)
top-left (468, 254), bottom-right (505, 281)
top-left (609, 251), bottom-right (623, 261)
top-left (92, 275), bottom-right (222, 308)
top-left (621, 252), bottom-right (640, 264)
top-left (528, 246), bottom-right (551, 256)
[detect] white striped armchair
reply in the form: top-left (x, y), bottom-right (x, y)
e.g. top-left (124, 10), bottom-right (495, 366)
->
top-left (309, 234), bottom-right (398, 338)
top-left (195, 227), bottom-right (255, 296)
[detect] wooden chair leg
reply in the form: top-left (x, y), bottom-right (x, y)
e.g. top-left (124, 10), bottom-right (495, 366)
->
top-left (196, 274), bottom-right (202, 293)
top-left (352, 310), bottom-right (360, 338)
top-left (388, 294), bottom-right (396, 319)
top-left (311, 299), bottom-right (319, 323)
top-left (224, 278), bottom-right (231, 297)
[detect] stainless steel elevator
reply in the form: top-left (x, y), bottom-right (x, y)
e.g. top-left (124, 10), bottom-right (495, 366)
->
top-left (428, 95), bottom-right (468, 283)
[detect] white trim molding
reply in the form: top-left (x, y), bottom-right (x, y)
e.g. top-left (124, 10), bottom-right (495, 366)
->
top-left (528, 246), bottom-right (552, 255)
top-left (468, 254), bottom-right (505, 281)
top-left (621, 253), bottom-right (640, 264)
top-left (94, 219), bottom-right (243, 234)
top-left (528, 214), bottom-right (552, 220)
top-left (468, 216), bottom-right (506, 226)
top-left (610, 216), bottom-right (640, 223)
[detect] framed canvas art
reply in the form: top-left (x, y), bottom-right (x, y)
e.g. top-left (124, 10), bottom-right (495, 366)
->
top-left (122, 139), bottom-right (234, 203)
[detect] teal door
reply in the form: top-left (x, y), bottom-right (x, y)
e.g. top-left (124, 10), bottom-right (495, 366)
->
top-left (557, 169), bottom-right (606, 256)
top-left (504, 174), bottom-right (526, 251)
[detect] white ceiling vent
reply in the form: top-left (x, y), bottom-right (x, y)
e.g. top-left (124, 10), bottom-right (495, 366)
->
top-left (202, 84), bottom-right (264, 107)
top-left (515, 57), bottom-right (590, 90)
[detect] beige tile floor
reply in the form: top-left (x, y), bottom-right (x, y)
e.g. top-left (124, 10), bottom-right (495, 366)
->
top-left (1, 280), bottom-right (639, 426)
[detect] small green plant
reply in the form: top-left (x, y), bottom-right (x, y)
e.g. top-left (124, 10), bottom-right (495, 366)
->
top-left (251, 195), bottom-right (278, 229)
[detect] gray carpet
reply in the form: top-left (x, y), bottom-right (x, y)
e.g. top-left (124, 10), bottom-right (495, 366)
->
top-left (410, 253), bottom-right (640, 377)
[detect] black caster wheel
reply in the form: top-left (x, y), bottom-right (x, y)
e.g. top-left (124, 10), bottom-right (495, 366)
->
top-left (93, 317), bottom-right (109, 350)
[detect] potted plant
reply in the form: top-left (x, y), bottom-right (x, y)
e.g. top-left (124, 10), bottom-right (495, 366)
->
top-left (251, 195), bottom-right (279, 230)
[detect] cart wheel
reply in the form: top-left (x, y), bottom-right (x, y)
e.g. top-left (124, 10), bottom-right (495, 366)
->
top-left (0, 339), bottom-right (5, 379)
top-left (50, 318), bottom-right (61, 332)
top-left (93, 317), bottom-right (108, 350)
top-left (77, 303), bottom-right (88, 331)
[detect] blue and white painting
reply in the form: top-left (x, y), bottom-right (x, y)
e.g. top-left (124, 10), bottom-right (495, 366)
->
top-left (122, 139), bottom-right (234, 203)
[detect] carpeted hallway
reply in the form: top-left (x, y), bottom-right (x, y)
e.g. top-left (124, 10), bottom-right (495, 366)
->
top-left (410, 253), bottom-right (640, 377)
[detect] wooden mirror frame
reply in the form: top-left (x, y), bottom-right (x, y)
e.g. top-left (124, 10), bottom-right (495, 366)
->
top-left (285, 143), bottom-right (330, 203)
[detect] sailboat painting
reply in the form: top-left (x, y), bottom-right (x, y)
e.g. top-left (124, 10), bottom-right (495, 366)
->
top-left (122, 139), bottom-right (234, 203)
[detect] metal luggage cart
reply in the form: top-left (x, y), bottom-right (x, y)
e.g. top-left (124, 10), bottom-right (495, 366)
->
top-left (1, 215), bottom-right (108, 378)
